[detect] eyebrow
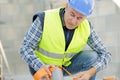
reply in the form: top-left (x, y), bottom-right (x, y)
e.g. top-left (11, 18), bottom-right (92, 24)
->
top-left (71, 11), bottom-right (83, 19)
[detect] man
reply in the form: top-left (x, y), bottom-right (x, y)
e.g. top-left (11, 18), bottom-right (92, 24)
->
top-left (20, 0), bottom-right (111, 80)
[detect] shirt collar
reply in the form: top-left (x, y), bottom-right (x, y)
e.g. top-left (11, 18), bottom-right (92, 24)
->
top-left (60, 8), bottom-right (66, 27)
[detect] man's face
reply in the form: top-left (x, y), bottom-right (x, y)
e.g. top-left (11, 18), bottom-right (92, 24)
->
top-left (64, 5), bottom-right (86, 29)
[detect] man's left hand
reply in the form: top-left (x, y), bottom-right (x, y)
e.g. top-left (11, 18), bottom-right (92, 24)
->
top-left (76, 67), bottom-right (96, 80)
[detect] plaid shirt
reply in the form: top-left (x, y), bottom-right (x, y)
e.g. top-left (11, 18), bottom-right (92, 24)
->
top-left (20, 10), bottom-right (111, 73)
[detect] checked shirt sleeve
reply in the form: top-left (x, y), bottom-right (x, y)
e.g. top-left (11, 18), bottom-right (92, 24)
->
top-left (20, 17), bottom-right (44, 71)
top-left (87, 25), bottom-right (112, 73)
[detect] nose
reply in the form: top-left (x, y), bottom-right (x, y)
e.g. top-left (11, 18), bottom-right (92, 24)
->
top-left (71, 18), bottom-right (77, 26)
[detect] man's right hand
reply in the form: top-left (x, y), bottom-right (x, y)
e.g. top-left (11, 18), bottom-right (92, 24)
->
top-left (40, 65), bottom-right (56, 80)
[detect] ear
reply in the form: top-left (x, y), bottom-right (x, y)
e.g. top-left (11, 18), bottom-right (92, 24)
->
top-left (65, 3), bottom-right (68, 8)
top-left (65, 3), bottom-right (69, 12)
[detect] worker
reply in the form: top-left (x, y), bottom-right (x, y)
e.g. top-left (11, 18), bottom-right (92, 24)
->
top-left (19, 0), bottom-right (111, 80)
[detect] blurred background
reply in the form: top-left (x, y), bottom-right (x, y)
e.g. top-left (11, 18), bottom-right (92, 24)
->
top-left (0, 0), bottom-right (120, 80)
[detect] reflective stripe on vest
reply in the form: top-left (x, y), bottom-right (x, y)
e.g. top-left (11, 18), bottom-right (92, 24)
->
top-left (38, 47), bottom-right (76, 59)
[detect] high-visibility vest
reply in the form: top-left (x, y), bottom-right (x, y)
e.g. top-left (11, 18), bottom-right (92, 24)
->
top-left (34, 8), bottom-right (90, 66)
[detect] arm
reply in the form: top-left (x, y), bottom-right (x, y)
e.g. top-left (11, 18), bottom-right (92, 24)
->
top-left (77, 24), bottom-right (112, 80)
top-left (19, 17), bottom-right (44, 71)
top-left (20, 14), bottom-right (56, 80)
top-left (87, 24), bottom-right (112, 73)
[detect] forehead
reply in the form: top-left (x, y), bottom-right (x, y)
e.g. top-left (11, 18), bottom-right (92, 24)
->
top-left (67, 5), bottom-right (85, 16)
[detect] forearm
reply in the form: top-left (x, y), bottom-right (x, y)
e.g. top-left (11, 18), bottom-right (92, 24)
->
top-left (20, 45), bottom-right (44, 71)
top-left (87, 25), bottom-right (111, 72)
top-left (88, 34), bottom-right (111, 72)
top-left (19, 17), bottom-right (44, 71)
top-left (92, 52), bottom-right (111, 72)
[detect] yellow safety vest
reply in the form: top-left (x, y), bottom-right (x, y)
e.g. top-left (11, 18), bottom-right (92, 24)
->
top-left (34, 8), bottom-right (90, 66)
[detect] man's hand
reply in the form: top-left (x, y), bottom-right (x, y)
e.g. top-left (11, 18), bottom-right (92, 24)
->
top-left (76, 71), bottom-right (91, 80)
top-left (76, 67), bottom-right (96, 80)
top-left (40, 65), bottom-right (56, 80)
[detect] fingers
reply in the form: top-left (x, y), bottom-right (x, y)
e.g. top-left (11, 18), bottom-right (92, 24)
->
top-left (76, 71), bottom-right (90, 80)
top-left (47, 65), bottom-right (56, 76)
top-left (41, 75), bottom-right (50, 80)
top-left (41, 65), bottom-right (56, 76)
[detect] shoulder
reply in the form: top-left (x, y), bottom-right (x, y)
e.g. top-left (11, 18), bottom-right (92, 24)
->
top-left (33, 12), bottom-right (45, 22)
top-left (32, 12), bottom-right (45, 29)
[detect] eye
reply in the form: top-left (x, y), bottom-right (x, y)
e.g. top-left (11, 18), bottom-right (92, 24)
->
top-left (70, 12), bottom-right (75, 17)
top-left (77, 17), bottom-right (83, 20)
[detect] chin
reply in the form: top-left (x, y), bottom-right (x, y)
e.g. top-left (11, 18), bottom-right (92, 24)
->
top-left (67, 27), bottom-right (75, 29)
